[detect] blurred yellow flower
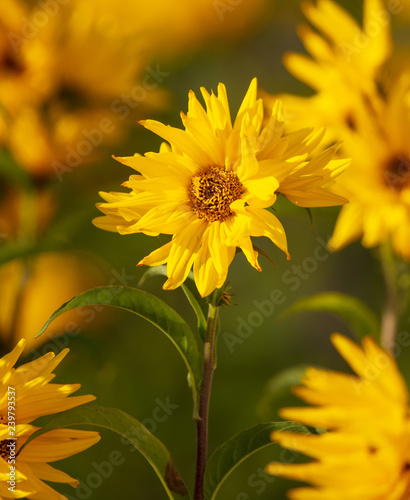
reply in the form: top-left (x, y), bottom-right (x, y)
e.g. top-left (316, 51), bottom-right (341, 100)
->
top-left (61, 0), bottom-right (271, 76)
top-left (7, 105), bottom-right (123, 178)
top-left (0, 339), bottom-right (100, 499)
top-left (1, 0), bottom-right (271, 177)
top-left (0, 0), bottom-right (163, 177)
top-left (0, 0), bottom-right (58, 113)
top-left (329, 73), bottom-right (410, 258)
top-left (94, 79), bottom-right (348, 297)
top-left (118, 0), bottom-right (271, 58)
top-left (0, 0), bottom-right (130, 177)
top-left (265, 0), bottom-right (391, 143)
top-left (265, 0), bottom-right (410, 258)
top-left (267, 333), bottom-right (410, 500)
top-left (0, 189), bottom-right (55, 240)
top-left (0, 252), bottom-right (108, 353)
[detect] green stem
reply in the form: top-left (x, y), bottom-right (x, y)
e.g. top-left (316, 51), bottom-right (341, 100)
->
top-left (379, 243), bottom-right (400, 351)
top-left (194, 302), bottom-right (219, 500)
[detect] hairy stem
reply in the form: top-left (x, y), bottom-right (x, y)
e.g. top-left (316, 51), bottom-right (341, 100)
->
top-left (194, 303), bottom-right (219, 500)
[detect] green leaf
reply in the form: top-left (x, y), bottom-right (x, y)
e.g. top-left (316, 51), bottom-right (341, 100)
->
top-left (304, 207), bottom-right (314, 231)
top-left (137, 265), bottom-right (169, 287)
top-left (280, 292), bottom-right (379, 339)
top-left (257, 365), bottom-right (314, 420)
top-left (138, 265), bottom-right (207, 342)
top-left (203, 422), bottom-right (309, 500)
top-left (37, 286), bottom-right (202, 414)
top-left (181, 284), bottom-right (207, 343)
top-left (138, 265), bottom-right (195, 288)
top-left (20, 404), bottom-right (189, 499)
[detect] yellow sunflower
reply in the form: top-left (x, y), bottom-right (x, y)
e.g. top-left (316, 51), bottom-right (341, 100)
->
top-left (0, 339), bottom-right (100, 499)
top-left (267, 333), bottom-right (410, 500)
top-left (94, 78), bottom-right (349, 297)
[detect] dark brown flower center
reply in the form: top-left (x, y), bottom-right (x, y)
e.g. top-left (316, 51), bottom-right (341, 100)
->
top-left (1, 48), bottom-right (24, 75)
top-left (383, 154), bottom-right (410, 192)
top-left (188, 165), bottom-right (243, 223)
top-left (0, 439), bottom-right (15, 460)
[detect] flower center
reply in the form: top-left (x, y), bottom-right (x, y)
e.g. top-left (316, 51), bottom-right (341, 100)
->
top-left (188, 165), bottom-right (243, 223)
top-left (383, 154), bottom-right (410, 192)
top-left (0, 439), bottom-right (14, 460)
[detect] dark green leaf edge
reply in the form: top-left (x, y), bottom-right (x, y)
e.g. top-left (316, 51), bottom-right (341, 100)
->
top-left (203, 422), bottom-right (309, 500)
top-left (279, 292), bottom-right (379, 340)
top-left (20, 404), bottom-right (189, 499)
top-left (138, 265), bottom-right (207, 342)
top-left (181, 285), bottom-right (207, 343)
top-left (36, 286), bottom-right (202, 415)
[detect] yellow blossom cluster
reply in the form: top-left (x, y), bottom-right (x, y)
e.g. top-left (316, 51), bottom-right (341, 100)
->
top-left (265, 0), bottom-right (410, 259)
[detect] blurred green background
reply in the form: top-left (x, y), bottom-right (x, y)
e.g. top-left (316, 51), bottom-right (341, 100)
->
top-left (1, 0), bottom-right (410, 498)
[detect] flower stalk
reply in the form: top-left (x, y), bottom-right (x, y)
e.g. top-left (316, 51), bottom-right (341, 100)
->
top-left (379, 242), bottom-right (401, 351)
top-left (194, 301), bottom-right (219, 500)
